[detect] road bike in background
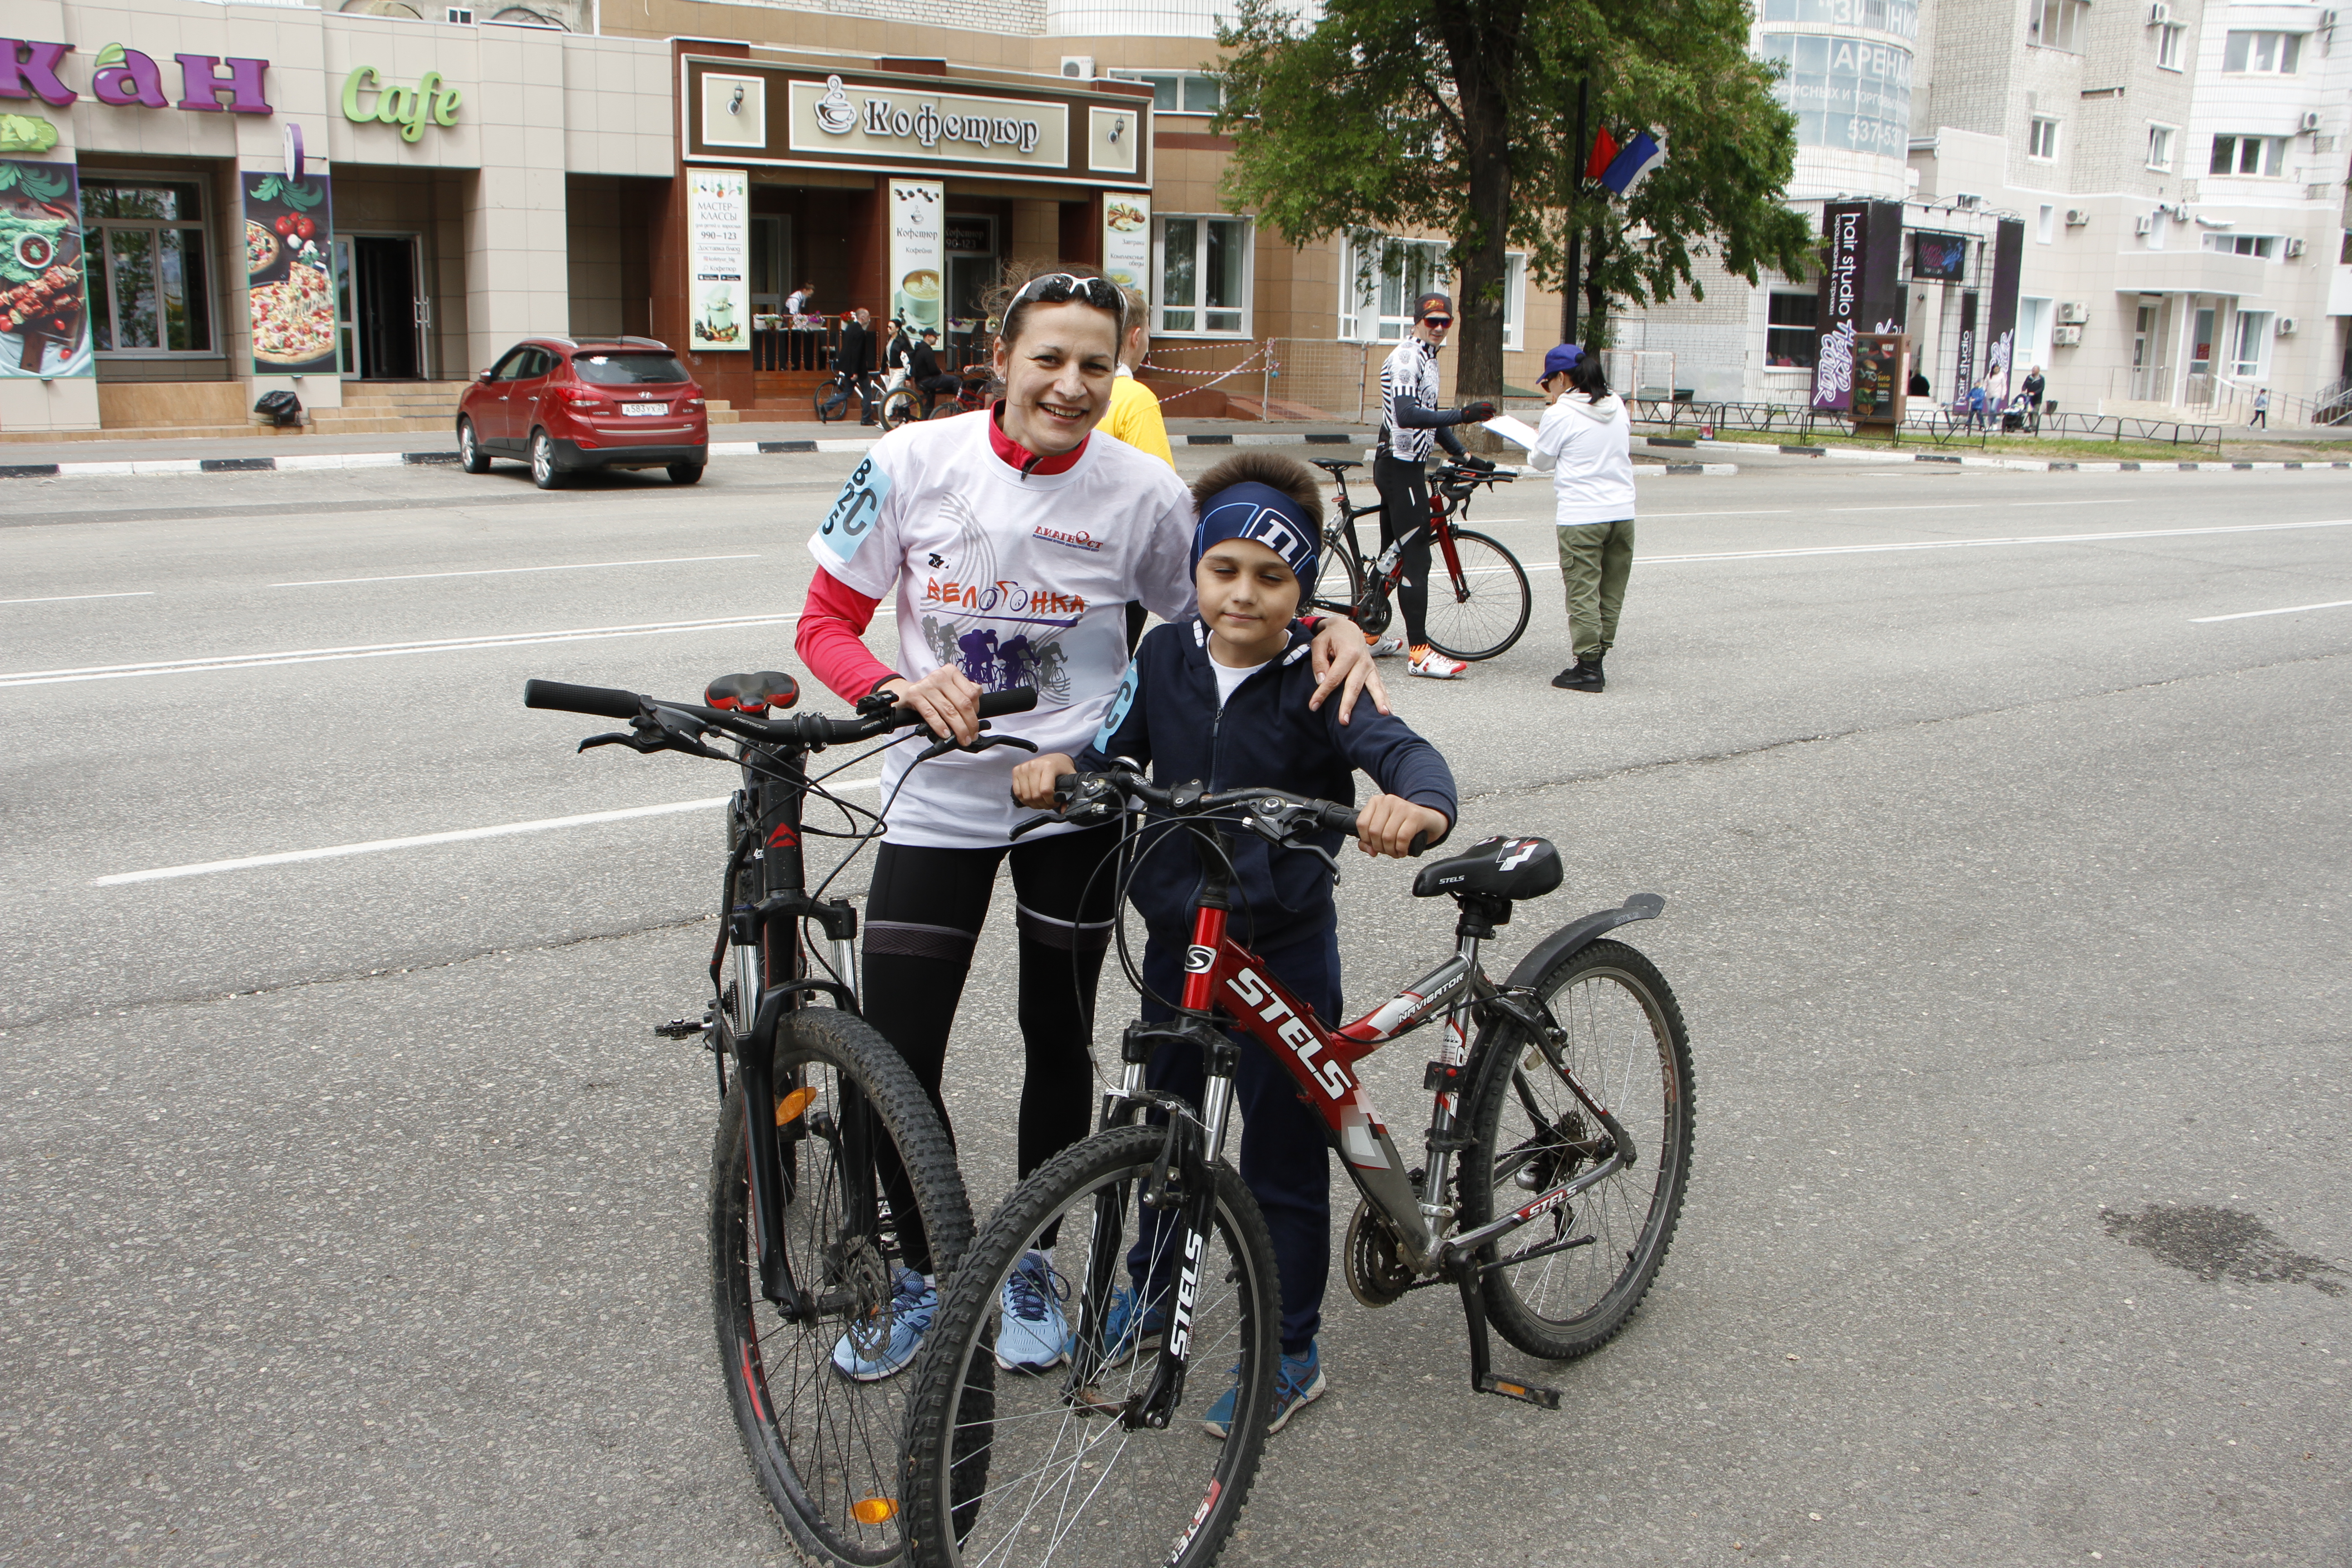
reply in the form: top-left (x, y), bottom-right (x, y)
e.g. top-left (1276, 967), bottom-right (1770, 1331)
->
top-left (1305, 457), bottom-right (1533, 662)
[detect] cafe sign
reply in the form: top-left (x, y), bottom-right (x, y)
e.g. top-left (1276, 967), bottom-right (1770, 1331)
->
top-left (789, 75), bottom-right (1065, 166)
top-left (341, 67), bottom-right (462, 142)
top-left (3, 38), bottom-right (271, 113)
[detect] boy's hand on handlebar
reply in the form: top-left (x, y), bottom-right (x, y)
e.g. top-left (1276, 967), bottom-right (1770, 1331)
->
top-left (882, 667), bottom-right (983, 745)
top-left (1012, 752), bottom-right (1078, 809)
top-left (1305, 620), bottom-right (1391, 725)
top-left (1356, 795), bottom-right (1448, 858)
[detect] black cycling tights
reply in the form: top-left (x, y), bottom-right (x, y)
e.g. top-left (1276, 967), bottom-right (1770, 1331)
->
top-left (863, 820), bottom-right (1121, 1273)
top-left (1372, 452), bottom-right (1434, 647)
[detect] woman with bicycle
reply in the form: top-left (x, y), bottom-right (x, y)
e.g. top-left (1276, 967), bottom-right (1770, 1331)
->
top-left (793, 265), bottom-right (1387, 1381)
top-left (1530, 343), bottom-right (1635, 694)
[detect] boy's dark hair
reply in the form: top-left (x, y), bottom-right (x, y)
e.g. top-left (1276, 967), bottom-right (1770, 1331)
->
top-left (1189, 451), bottom-right (1326, 529)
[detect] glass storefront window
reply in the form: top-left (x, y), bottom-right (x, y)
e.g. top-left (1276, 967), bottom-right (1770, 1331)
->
top-left (1339, 235), bottom-right (1450, 342)
top-left (1756, 0), bottom-right (1919, 39)
top-left (1767, 292), bottom-right (1819, 368)
top-left (81, 177), bottom-right (214, 355)
top-left (1156, 215), bottom-right (1251, 336)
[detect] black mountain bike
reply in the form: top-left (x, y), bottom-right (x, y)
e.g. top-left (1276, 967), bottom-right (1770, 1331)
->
top-left (1305, 457), bottom-right (1533, 662)
top-left (523, 673), bottom-right (1036, 1567)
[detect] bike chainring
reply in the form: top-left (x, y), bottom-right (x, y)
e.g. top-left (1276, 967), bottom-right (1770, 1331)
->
top-left (1353, 593), bottom-right (1393, 639)
top-left (1344, 1198), bottom-right (1416, 1308)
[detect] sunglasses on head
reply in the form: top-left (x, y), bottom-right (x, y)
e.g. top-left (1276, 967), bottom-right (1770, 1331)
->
top-left (1010, 272), bottom-right (1129, 329)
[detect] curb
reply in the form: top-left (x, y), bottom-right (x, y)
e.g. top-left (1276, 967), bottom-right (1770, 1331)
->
top-left (1645, 435), bottom-right (2352, 474)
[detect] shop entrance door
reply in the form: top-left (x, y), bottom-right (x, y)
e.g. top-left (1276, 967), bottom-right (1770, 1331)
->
top-left (334, 234), bottom-right (429, 379)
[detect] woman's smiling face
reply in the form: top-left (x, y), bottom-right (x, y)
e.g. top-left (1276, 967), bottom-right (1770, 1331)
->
top-left (993, 299), bottom-right (1120, 456)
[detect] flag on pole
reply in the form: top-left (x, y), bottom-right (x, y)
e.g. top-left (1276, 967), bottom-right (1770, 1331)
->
top-left (1584, 127), bottom-right (1620, 181)
top-left (1598, 132), bottom-right (1666, 196)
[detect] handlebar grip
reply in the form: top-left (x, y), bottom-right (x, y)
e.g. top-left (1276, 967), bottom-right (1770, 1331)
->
top-left (524, 679), bottom-right (642, 720)
top-left (977, 687), bottom-right (1039, 719)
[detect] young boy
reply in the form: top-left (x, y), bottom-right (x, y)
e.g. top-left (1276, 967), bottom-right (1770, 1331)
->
top-left (1012, 450), bottom-right (1457, 1438)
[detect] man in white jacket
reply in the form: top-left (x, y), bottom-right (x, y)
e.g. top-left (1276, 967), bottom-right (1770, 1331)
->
top-left (1527, 343), bottom-right (1635, 693)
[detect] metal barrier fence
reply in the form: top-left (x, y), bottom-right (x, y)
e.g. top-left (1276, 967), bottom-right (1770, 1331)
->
top-left (1628, 397), bottom-right (2220, 452)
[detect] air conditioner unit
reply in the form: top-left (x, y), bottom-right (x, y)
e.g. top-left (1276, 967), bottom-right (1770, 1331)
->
top-left (2286, 236), bottom-right (2308, 256)
top-left (1060, 56), bottom-right (1096, 78)
top-left (2065, 208), bottom-right (2091, 226)
top-left (2058, 300), bottom-right (2090, 323)
top-left (2136, 213), bottom-right (2156, 235)
top-left (2053, 325), bottom-right (2084, 345)
top-left (2147, 0), bottom-right (2171, 22)
top-left (2278, 316), bottom-right (2299, 333)
top-left (445, 4), bottom-right (473, 19)
top-left (2300, 111), bottom-right (2323, 132)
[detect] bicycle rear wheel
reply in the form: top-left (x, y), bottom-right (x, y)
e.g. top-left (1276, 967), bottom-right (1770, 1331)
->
top-left (1458, 938), bottom-right (1693, 1362)
top-left (881, 389), bottom-right (922, 431)
top-left (814, 381), bottom-right (848, 423)
top-left (712, 1008), bottom-right (973, 1566)
top-left (1423, 528), bottom-right (1531, 661)
top-left (900, 1124), bottom-right (1279, 1568)
top-left (1305, 532), bottom-right (1366, 621)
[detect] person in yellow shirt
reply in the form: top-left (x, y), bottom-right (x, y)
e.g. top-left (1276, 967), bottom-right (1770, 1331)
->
top-left (1107, 286), bottom-right (1174, 649)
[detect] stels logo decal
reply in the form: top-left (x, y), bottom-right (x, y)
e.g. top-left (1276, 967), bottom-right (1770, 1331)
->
top-left (1183, 945), bottom-right (1215, 974)
top-left (1225, 966), bottom-right (1350, 1098)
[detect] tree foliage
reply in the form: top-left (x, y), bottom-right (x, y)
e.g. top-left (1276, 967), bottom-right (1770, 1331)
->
top-left (1215, 0), bottom-right (1814, 394)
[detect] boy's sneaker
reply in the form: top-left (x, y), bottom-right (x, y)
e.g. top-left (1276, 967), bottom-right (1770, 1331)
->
top-left (1201, 1342), bottom-right (1326, 1440)
top-left (1098, 1283), bottom-right (1167, 1367)
top-left (995, 1250), bottom-right (1073, 1373)
top-left (1366, 631), bottom-right (1408, 658)
top-left (831, 1268), bottom-right (935, 1382)
top-left (1407, 645), bottom-right (1467, 680)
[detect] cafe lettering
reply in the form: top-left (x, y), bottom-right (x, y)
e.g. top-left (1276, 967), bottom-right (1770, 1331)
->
top-left (1, 38), bottom-right (272, 114)
top-left (342, 67), bottom-right (463, 142)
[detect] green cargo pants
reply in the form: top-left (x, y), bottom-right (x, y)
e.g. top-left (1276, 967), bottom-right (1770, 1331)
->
top-left (1556, 519), bottom-right (1635, 658)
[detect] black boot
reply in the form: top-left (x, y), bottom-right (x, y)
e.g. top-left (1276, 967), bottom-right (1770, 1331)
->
top-left (1551, 655), bottom-right (1605, 693)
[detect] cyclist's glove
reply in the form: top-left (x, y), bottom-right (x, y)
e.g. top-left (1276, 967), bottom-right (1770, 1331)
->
top-left (1460, 453), bottom-right (1497, 473)
top-left (1459, 401), bottom-right (1498, 424)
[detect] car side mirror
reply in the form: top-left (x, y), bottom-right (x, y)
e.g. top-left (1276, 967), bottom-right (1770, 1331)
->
top-left (476, 368), bottom-right (493, 383)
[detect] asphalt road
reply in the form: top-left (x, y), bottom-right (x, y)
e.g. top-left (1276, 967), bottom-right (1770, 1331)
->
top-left (3, 449), bottom-right (2347, 1568)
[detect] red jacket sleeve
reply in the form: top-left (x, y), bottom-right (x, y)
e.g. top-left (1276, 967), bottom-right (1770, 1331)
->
top-left (795, 568), bottom-right (899, 702)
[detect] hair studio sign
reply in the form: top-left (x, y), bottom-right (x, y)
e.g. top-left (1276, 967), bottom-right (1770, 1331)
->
top-left (2, 38), bottom-right (272, 114)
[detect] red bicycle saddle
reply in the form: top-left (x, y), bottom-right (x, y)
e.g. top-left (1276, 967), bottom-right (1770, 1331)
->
top-left (704, 671), bottom-right (800, 714)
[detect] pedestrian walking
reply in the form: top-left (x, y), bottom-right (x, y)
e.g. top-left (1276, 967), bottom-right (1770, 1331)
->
top-left (1966, 382), bottom-right (1989, 432)
top-left (837, 307), bottom-right (880, 425)
top-left (1529, 343), bottom-right (1634, 694)
top-left (2252, 387), bottom-right (2270, 428)
top-left (2022, 365), bottom-right (2046, 432)
top-left (1907, 363), bottom-right (1931, 400)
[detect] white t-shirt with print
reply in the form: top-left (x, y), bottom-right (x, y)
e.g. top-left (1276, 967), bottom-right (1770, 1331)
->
top-left (808, 412), bottom-right (1197, 848)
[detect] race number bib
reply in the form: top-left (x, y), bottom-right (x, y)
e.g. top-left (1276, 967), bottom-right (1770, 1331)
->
top-left (813, 456), bottom-right (892, 572)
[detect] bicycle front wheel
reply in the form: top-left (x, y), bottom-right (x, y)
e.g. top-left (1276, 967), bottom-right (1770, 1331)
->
top-left (900, 1124), bottom-right (1280, 1568)
top-left (881, 389), bottom-right (921, 431)
top-left (1424, 528), bottom-right (1532, 662)
top-left (711, 1008), bottom-right (973, 1567)
top-left (1305, 532), bottom-right (1366, 621)
top-left (1458, 938), bottom-right (1693, 1362)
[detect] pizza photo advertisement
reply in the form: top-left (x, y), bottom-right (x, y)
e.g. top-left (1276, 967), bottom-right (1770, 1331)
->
top-left (242, 169), bottom-right (337, 376)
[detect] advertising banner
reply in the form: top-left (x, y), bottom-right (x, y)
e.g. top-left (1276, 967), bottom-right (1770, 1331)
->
top-left (1952, 290), bottom-right (1978, 406)
top-left (689, 167), bottom-right (750, 352)
top-left (888, 178), bottom-right (945, 335)
top-left (1852, 331), bottom-right (1905, 425)
top-left (1101, 192), bottom-right (1149, 314)
top-left (1811, 202), bottom-right (1867, 411)
top-left (1983, 216), bottom-right (2024, 404)
top-left (0, 157), bottom-right (92, 379)
top-left (243, 168), bottom-right (337, 375)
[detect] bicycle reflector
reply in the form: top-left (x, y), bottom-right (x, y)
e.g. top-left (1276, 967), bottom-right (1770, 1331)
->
top-left (852, 1498), bottom-right (898, 1525)
top-left (774, 1086), bottom-right (818, 1127)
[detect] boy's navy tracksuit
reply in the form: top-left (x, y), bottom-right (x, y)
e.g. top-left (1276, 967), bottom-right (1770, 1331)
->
top-left (1080, 617), bottom-right (1456, 1353)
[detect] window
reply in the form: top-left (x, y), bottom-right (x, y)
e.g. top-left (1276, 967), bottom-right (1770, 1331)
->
top-left (2146, 125), bottom-right (2175, 171)
top-left (1766, 291), bottom-right (1819, 368)
top-left (2038, 203), bottom-right (2056, 243)
top-left (2028, 0), bottom-right (2087, 51)
top-left (80, 177), bottom-right (213, 355)
top-left (2232, 310), bottom-right (2271, 377)
top-left (1107, 71), bottom-right (1222, 115)
top-left (1155, 215), bottom-right (1250, 335)
top-left (2222, 31), bottom-right (2302, 74)
top-left (2156, 22), bottom-right (2185, 69)
top-left (2202, 233), bottom-right (2279, 258)
top-left (2029, 117), bottom-right (2060, 160)
top-left (1500, 253), bottom-right (1526, 352)
top-left (1757, 34), bottom-right (1915, 156)
top-left (2209, 134), bottom-right (2287, 177)
top-left (1338, 235), bottom-right (1449, 342)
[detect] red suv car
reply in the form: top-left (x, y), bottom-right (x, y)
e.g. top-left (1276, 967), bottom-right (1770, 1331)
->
top-left (456, 335), bottom-right (709, 488)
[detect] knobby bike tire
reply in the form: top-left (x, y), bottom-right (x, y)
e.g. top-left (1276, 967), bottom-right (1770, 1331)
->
top-left (711, 1008), bottom-right (974, 1567)
top-left (1423, 529), bottom-right (1532, 662)
top-left (899, 1124), bottom-right (1279, 1568)
top-left (1457, 938), bottom-right (1693, 1362)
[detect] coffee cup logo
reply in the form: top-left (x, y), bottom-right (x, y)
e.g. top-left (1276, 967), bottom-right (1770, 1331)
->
top-left (815, 75), bottom-right (855, 135)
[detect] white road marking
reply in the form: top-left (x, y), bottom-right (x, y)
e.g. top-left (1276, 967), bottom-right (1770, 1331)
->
top-left (2190, 598), bottom-right (2352, 623)
top-left (1, 591), bottom-right (157, 605)
top-left (1636, 510), bottom-right (1794, 519)
top-left (92, 778), bottom-right (884, 885)
top-left (1823, 503), bottom-right (1975, 512)
top-left (0, 612), bottom-right (802, 690)
top-left (1636, 517), bottom-right (2352, 566)
top-left (270, 554), bottom-right (761, 588)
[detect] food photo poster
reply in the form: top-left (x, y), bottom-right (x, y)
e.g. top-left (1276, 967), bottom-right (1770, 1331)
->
top-left (0, 158), bottom-right (93, 380)
top-left (690, 168), bottom-right (749, 351)
top-left (243, 169), bottom-right (337, 376)
top-left (1102, 192), bottom-right (1149, 315)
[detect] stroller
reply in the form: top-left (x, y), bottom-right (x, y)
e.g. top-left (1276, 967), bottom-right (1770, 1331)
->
top-left (2000, 392), bottom-right (2033, 433)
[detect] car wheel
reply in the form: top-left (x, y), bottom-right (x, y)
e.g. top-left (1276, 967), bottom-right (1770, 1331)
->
top-left (530, 429), bottom-right (565, 490)
top-left (668, 462), bottom-right (705, 485)
top-left (458, 417), bottom-right (490, 474)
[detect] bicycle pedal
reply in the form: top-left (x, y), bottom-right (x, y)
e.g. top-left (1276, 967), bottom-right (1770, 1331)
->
top-left (654, 1011), bottom-right (712, 1040)
top-left (1475, 1374), bottom-right (1562, 1410)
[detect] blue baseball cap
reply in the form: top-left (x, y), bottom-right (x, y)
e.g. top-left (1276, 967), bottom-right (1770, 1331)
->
top-left (1192, 481), bottom-right (1319, 585)
top-left (1542, 343), bottom-right (1585, 381)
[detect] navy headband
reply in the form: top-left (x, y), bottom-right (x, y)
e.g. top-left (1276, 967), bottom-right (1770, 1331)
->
top-left (1191, 481), bottom-right (1319, 585)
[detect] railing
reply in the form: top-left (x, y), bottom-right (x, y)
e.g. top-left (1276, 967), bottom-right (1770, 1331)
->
top-left (1622, 397), bottom-right (2219, 452)
top-left (2034, 411), bottom-right (2222, 448)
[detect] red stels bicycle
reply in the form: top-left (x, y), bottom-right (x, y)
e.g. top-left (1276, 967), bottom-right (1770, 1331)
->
top-left (898, 766), bottom-right (1694, 1568)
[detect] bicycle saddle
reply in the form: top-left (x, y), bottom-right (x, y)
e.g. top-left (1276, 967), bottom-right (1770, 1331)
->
top-left (1309, 458), bottom-right (1362, 475)
top-left (704, 670), bottom-right (800, 714)
top-left (1410, 835), bottom-right (1563, 902)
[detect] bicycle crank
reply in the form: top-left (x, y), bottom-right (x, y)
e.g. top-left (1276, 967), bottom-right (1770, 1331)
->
top-left (1352, 593), bottom-right (1393, 640)
top-left (1344, 1198), bottom-right (1415, 1308)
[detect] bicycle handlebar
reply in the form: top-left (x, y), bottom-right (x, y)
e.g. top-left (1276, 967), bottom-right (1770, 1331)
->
top-left (524, 679), bottom-right (1038, 747)
top-left (1025, 764), bottom-right (1429, 856)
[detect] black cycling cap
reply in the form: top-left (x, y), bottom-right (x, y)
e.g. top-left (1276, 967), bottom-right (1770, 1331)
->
top-left (1413, 291), bottom-right (1454, 322)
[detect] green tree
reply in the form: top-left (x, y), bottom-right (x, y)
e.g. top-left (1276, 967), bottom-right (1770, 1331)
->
top-left (1215, 0), bottom-right (1813, 398)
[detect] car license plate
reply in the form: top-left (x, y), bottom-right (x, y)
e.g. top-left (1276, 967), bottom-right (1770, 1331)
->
top-left (621, 402), bottom-right (668, 417)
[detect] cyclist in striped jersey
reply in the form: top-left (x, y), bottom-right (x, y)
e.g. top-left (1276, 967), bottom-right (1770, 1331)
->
top-left (1375, 290), bottom-right (1496, 680)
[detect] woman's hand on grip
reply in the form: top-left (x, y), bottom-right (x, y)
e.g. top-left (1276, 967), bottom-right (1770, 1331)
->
top-left (882, 667), bottom-right (983, 745)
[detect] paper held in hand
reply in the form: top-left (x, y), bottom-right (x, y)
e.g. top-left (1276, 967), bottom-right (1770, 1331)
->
top-left (1481, 413), bottom-right (1541, 450)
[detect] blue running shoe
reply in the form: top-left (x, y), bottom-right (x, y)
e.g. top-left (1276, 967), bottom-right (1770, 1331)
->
top-left (995, 1250), bottom-right (1074, 1373)
top-left (831, 1268), bottom-right (935, 1383)
top-left (1098, 1283), bottom-right (1167, 1367)
top-left (1201, 1342), bottom-right (1325, 1440)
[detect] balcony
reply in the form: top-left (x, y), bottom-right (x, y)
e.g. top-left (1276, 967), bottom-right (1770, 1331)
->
top-left (2110, 250), bottom-right (2270, 298)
